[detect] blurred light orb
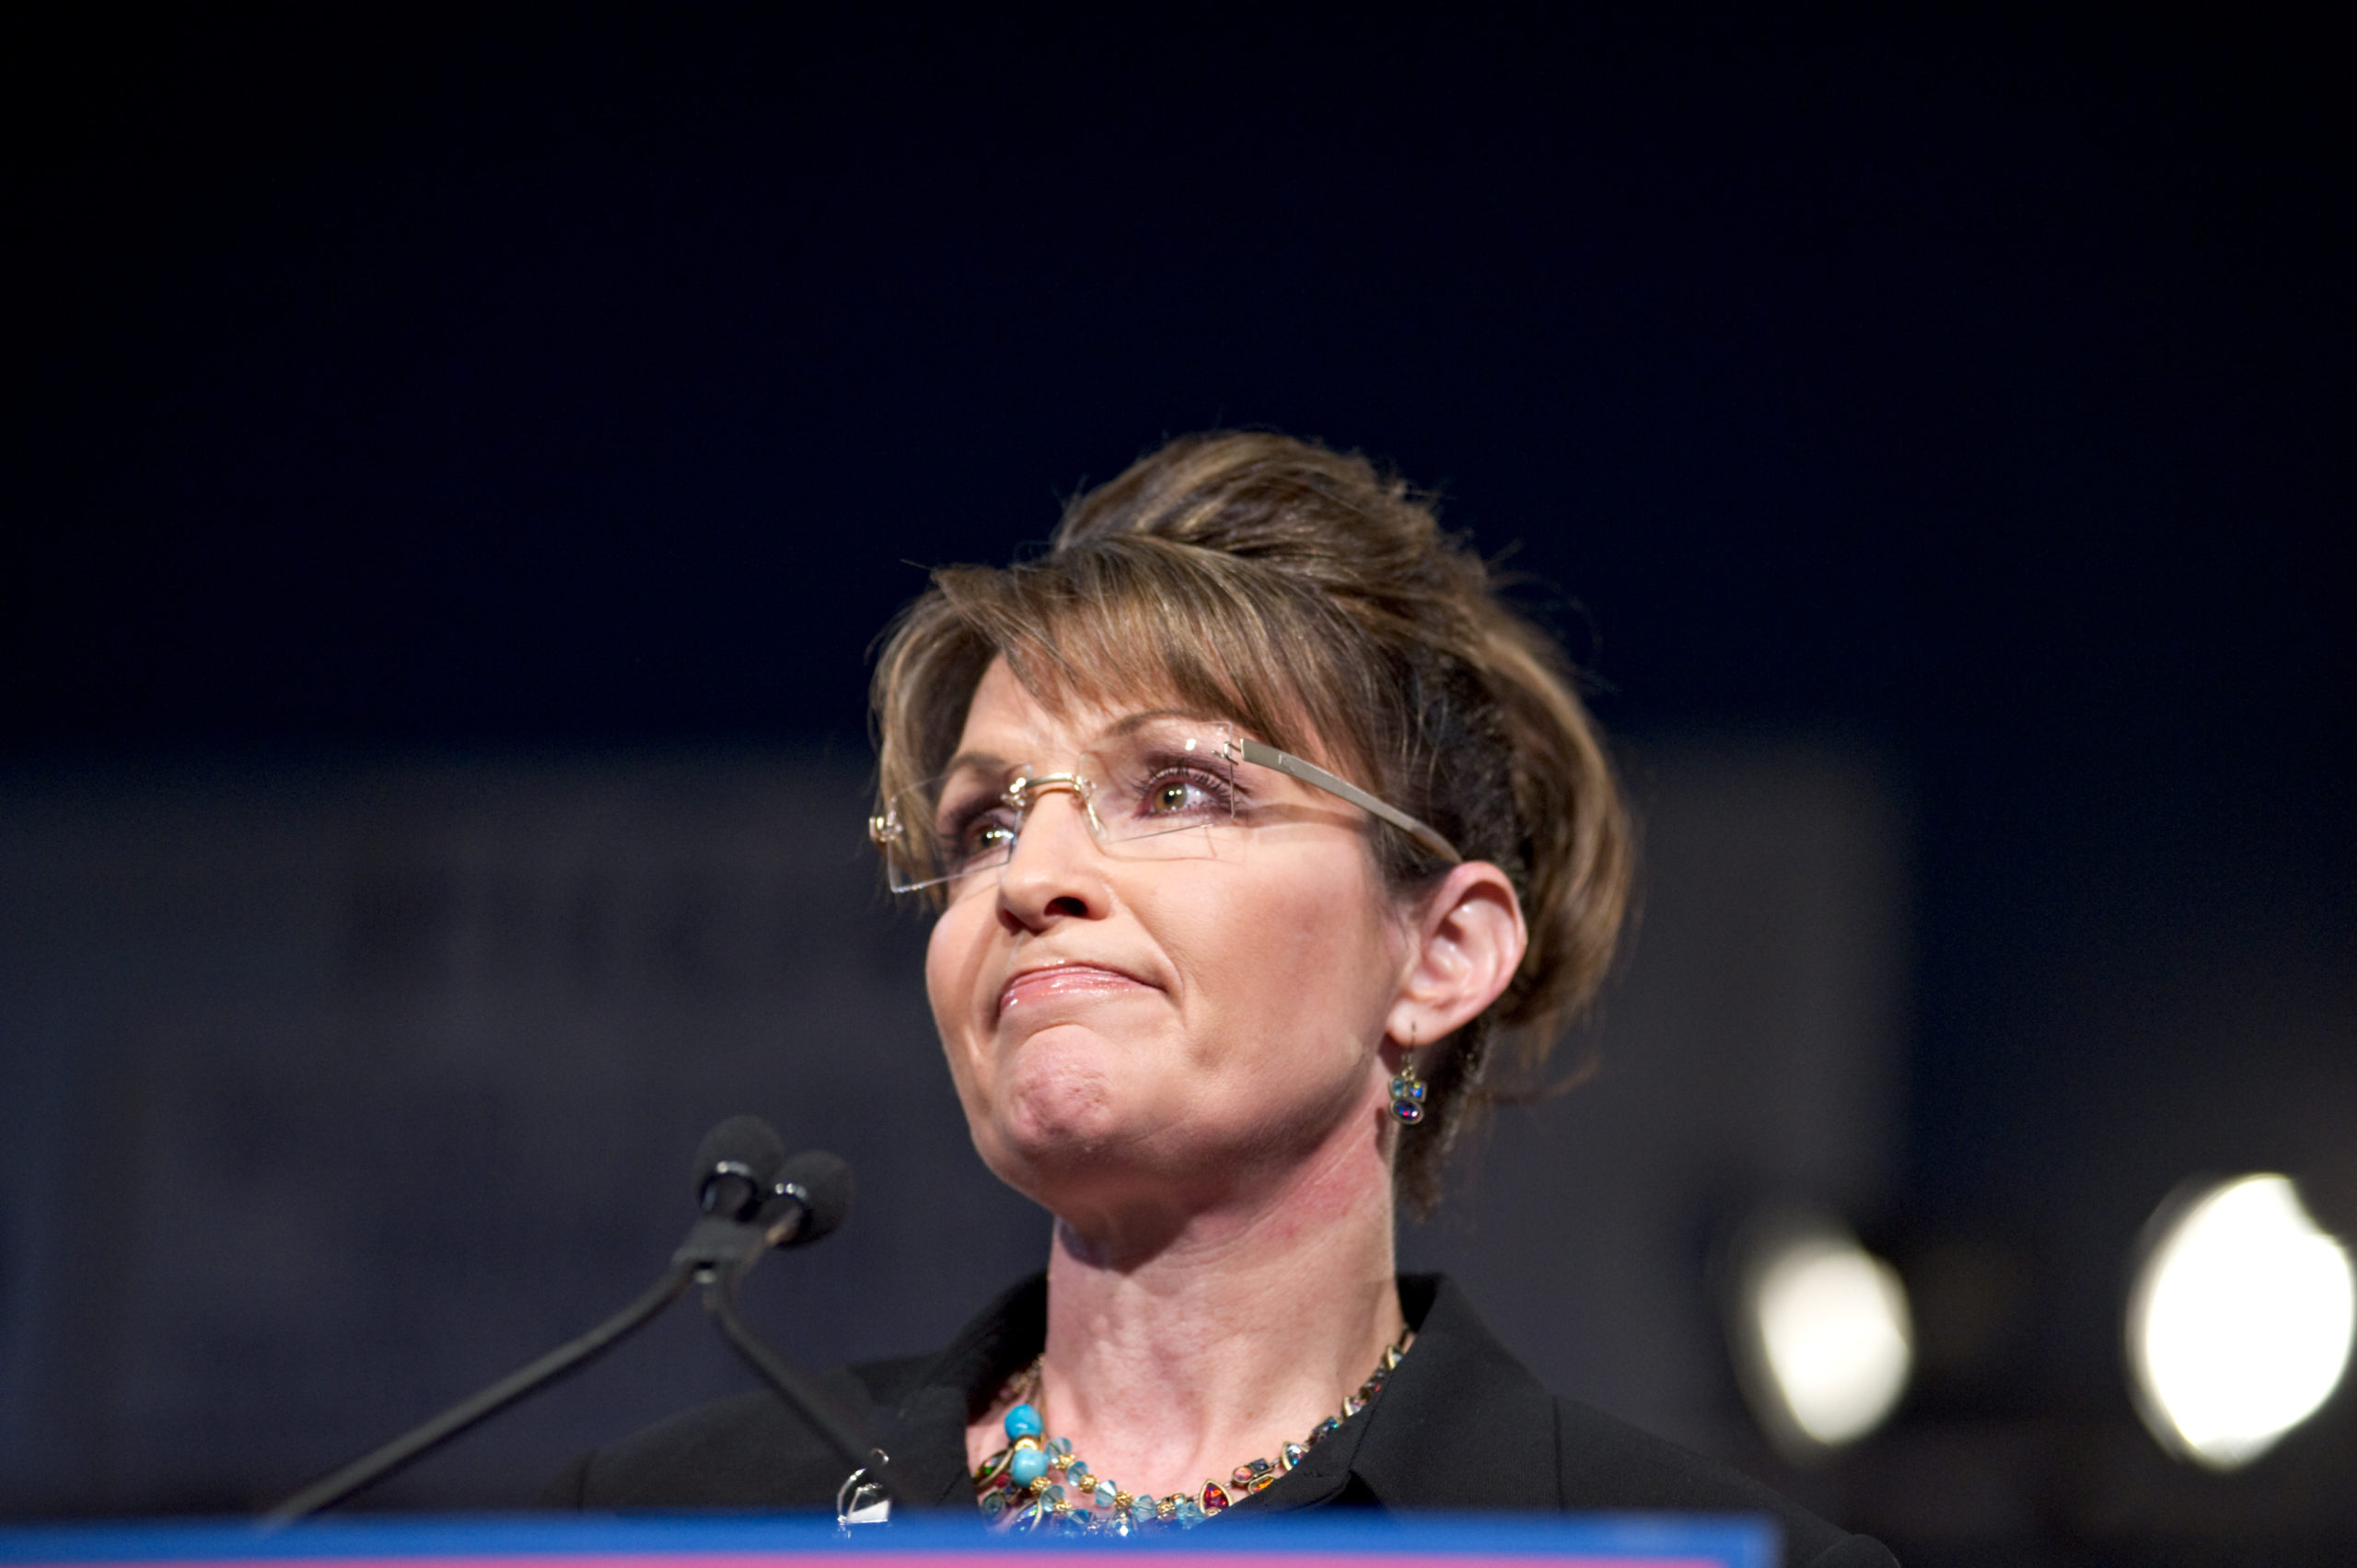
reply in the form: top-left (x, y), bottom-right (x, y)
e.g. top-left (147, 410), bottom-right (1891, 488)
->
top-left (1743, 1223), bottom-right (1914, 1450)
top-left (2126, 1173), bottom-right (2355, 1469)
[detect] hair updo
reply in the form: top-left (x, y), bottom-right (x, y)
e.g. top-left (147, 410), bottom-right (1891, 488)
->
top-left (871, 431), bottom-right (1631, 1212)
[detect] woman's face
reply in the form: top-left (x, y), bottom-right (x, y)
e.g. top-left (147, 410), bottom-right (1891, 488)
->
top-left (923, 659), bottom-right (1412, 1230)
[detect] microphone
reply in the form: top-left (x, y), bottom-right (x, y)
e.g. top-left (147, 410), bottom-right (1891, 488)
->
top-left (677, 1131), bottom-right (894, 1509)
top-left (691, 1116), bottom-right (853, 1249)
top-left (264, 1116), bottom-right (876, 1525)
top-left (764, 1148), bottom-right (854, 1248)
top-left (695, 1113), bottom-right (787, 1218)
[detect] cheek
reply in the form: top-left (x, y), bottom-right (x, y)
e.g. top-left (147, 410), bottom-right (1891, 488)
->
top-left (923, 903), bottom-right (993, 1085)
top-left (1178, 857), bottom-right (1401, 1066)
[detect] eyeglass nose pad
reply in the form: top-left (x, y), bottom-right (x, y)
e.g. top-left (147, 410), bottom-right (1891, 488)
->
top-left (1008, 772), bottom-right (1103, 842)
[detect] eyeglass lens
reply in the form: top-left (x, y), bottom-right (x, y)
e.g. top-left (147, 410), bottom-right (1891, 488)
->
top-left (886, 722), bottom-right (1242, 895)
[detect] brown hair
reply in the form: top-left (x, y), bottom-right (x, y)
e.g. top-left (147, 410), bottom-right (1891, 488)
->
top-left (871, 431), bottom-right (1631, 1212)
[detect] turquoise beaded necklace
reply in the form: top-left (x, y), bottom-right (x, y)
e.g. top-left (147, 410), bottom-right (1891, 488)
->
top-left (971, 1339), bottom-right (1409, 1535)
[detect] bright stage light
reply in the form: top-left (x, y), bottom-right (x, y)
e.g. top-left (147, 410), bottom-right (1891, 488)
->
top-left (1729, 1216), bottom-right (1913, 1454)
top-left (2126, 1173), bottom-right (2355, 1469)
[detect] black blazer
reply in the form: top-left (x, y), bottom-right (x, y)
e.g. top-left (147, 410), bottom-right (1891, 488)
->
top-left (543, 1273), bottom-right (1898, 1567)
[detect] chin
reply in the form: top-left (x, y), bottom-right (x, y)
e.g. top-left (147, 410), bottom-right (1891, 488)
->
top-left (997, 1056), bottom-right (1122, 1155)
top-left (972, 1044), bottom-right (1160, 1190)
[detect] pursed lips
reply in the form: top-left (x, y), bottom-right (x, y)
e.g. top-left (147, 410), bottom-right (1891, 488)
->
top-left (996, 960), bottom-right (1155, 1017)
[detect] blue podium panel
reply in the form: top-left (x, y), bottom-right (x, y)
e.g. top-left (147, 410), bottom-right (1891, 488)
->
top-left (0, 1516), bottom-right (1778, 1568)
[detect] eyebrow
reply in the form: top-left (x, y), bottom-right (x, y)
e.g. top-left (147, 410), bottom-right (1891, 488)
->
top-left (933, 708), bottom-right (1217, 782)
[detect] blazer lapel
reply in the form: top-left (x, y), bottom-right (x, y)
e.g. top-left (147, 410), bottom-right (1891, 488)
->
top-left (1240, 1273), bottom-right (1560, 1514)
top-left (874, 1272), bottom-right (1050, 1510)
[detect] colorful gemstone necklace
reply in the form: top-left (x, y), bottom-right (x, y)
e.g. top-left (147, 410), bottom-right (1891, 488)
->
top-left (971, 1338), bottom-right (1409, 1535)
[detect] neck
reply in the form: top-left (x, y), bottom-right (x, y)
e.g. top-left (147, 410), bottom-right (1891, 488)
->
top-left (979, 1106), bottom-right (1407, 1503)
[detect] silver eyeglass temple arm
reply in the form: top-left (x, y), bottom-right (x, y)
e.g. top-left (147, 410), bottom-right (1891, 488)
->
top-left (1233, 738), bottom-right (1462, 866)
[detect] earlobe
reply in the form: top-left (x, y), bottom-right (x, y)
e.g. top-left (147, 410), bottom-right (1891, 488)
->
top-left (1388, 862), bottom-right (1528, 1046)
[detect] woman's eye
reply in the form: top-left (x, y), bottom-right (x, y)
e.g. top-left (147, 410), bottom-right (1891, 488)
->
top-left (958, 816), bottom-right (1016, 857)
top-left (938, 802), bottom-right (1017, 861)
top-left (1139, 769), bottom-right (1224, 816)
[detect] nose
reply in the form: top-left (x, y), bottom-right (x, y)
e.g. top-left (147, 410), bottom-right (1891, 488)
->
top-left (994, 783), bottom-right (1109, 930)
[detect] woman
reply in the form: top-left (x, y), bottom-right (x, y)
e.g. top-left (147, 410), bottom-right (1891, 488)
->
top-left (546, 433), bottom-right (1896, 1566)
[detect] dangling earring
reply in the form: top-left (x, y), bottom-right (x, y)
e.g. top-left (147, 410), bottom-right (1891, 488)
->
top-left (1388, 1028), bottom-right (1427, 1125)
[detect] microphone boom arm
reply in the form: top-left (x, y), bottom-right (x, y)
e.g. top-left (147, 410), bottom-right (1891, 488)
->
top-left (262, 1258), bottom-right (699, 1526)
top-left (702, 1262), bottom-right (906, 1511)
top-left (260, 1124), bottom-right (871, 1526)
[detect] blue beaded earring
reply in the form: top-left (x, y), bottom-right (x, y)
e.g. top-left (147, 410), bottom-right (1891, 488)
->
top-left (1388, 1030), bottom-right (1427, 1125)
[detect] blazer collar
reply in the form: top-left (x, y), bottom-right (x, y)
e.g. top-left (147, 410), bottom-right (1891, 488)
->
top-left (1239, 1273), bottom-right (1561, 1513)
top-left (875, 1272), bottom-right (1558, 1516)
top-left (875, 1272), bottom-right (1050, 1509)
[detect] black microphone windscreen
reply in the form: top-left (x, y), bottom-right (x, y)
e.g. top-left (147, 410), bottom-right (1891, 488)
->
top-left (772, 1149), bottom-right (854, 1246)
top-left (693, 1115), bottom-right (787, 1197)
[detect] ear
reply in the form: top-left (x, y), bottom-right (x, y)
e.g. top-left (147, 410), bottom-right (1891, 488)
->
top-left (1385, 861), bottom-right (1528, 1051)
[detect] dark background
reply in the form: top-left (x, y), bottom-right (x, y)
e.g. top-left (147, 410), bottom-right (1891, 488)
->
top-left (4, 6), bottom-right (2351, 1564)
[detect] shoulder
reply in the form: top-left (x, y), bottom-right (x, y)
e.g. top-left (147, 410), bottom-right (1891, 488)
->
top-left (1369, 1277), bottom-right (1898, 1567)
top-left (537, 1354), bottom-right (933, 1510)
top-left (1549, 1396), bottom-right (1897, 1567)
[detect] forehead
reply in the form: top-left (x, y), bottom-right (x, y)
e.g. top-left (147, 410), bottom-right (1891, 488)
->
top-left (952, 658), bottom-right (1211, 757)
top-left (950, 652), bottom-right (1363, 776)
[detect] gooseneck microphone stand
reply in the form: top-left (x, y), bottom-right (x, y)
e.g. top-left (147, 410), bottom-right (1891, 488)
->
top-left (679, 1206), bottom-right (900, 1515)
top-left (261, 1259), bottom-right (701, 1526)
top-left (262, 1130), bottom-right (900, 1526)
